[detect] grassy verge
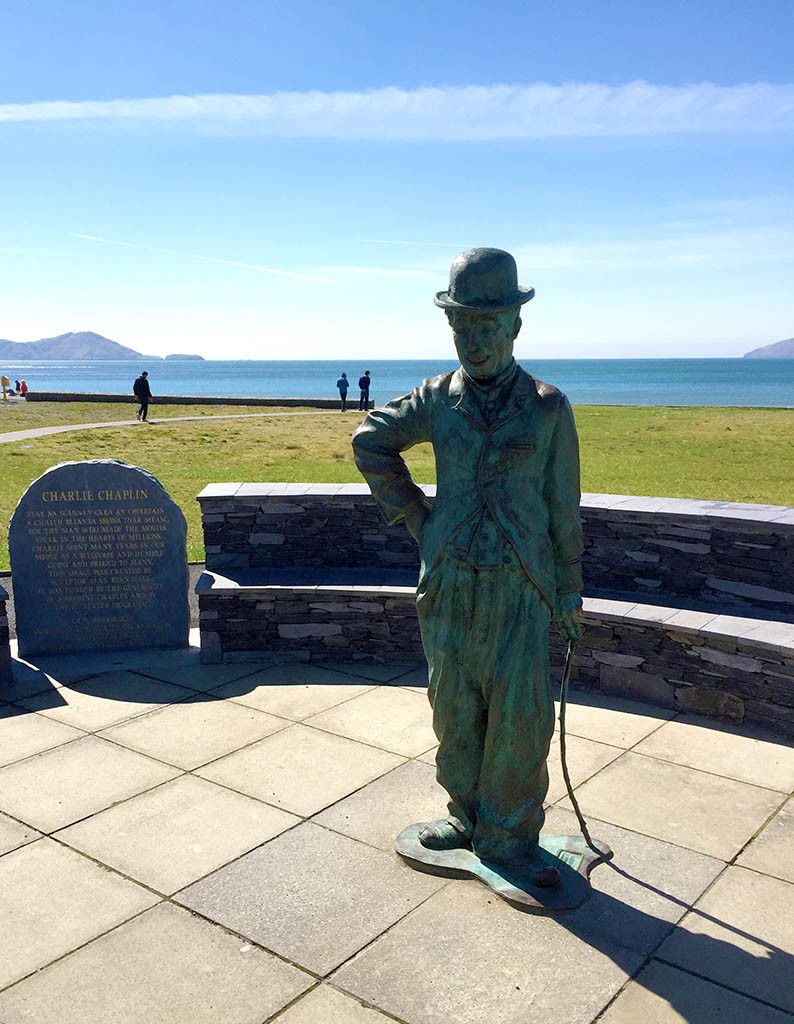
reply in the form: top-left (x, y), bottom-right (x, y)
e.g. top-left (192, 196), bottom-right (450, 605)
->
top-left (1, 404), bottom-right (791, 569)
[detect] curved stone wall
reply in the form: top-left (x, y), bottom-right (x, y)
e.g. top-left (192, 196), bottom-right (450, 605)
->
top-left (198, 484), bottom-right (794, 622)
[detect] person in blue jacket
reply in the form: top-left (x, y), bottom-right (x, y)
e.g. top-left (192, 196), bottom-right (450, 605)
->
top-left (336, 372), bottom-right (349, 411)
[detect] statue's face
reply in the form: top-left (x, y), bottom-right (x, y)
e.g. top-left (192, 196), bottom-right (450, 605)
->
top-left (448, 309), bottom-right (520, 380)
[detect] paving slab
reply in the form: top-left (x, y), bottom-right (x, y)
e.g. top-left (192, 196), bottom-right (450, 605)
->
top-left (560, 751), bottom-right (786, 859)
top-left (657, 865), bottom-right (794, 1013)
top-left (333, 883), bottom-right (642, 1024)
top-left (0, 703), bottom-right (85, 767)
top-left (737, 796), bottom-right (794, 884)
top-left (19, 672), bottom-right (195, 732)
top-left (0, 734), bottom-right (180, 832)
top-left (234, 661), bottom-right (377, 687)
top-left (600, 958), bottom-right (794, 1023)
top-left (314, 760), bottom-right (448, 851)
top-left (0, 902), bottom-right (312, 1024)
top-left (57, 774), bottom-right (299, 894)
top-left (0, 812), bottom-right (40, 856)
top-left (545, 733), bottom-right (624, 804)
top-left (416, 744), bottom-right (438, 765)
top-left (5, 661), bottom-right (64, 702)
top-left (278, 985), bottom-right (397, 1022)
top-left (134, 660), bottom-right (262, 692)
top-left (211, 672), bottom-right (374, 721)
top-left (384, 664), bottom-right (428, 689)
top-left (98, 694), bottom-right (289, 769)
top-left (196, 723), bottom-right (402, 816)
top-left (555, 691), bottom-right (674, 747)
top-left (12, 642), bottom-right (200, 685)
top-left (633, 714), bottom-right (794, 791)
top-left (306, 686), bottom-right (437, 757)
top-left (0, 838), bottom-right (158, 989)
top-left (177, 822), bottom-right (444, 976)
top-left (322, 660), bottom-right (422, 682)
top-left (542, 807), bottom-right (725, 955)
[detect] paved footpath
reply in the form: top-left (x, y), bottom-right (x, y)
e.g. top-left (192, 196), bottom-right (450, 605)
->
top-left (0, 409), bottom-right (338, 445)
top-left (1, 636), bottom-right (793, 1023)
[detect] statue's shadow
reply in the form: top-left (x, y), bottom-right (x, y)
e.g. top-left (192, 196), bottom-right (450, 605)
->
top-left (6, 648), bottom-right (372, 709)
top-left (527, 856), bottom-right (793, 1020)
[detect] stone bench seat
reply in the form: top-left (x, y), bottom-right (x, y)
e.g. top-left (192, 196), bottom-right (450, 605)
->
top-left (196, 567), bottom-right (794, 737)
top-left (568, 597), bottom-right (794, 737)
top-left (196, 567), bottom-right (424, 667)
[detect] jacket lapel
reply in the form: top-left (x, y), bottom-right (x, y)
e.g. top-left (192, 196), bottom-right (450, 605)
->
top-left (490, 367), bottom-right (537, 430)
top-left (448, 368), bottom-right (488, 431)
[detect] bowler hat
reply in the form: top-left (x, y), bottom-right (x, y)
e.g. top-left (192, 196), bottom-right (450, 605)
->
top-left (434, 248), bottom-right (534, 312)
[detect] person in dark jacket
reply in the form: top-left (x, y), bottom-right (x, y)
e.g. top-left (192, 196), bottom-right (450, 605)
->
top-left (133, 371), bottom-right (152, 421)
top-left (336, 372), bottom-right (349, 411)
top-left (358, 370), bottom-right (371, 411)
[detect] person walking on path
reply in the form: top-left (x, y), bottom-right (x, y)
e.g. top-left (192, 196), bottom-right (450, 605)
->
top-left (358, 370), bottom-right (371, 411)
top-left (336, 372), bottom-right (349, 411)
top-left (133, 371), bottom-right (152, 421)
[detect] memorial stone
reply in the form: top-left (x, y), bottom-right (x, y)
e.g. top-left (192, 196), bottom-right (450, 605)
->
top-left (9, 460), bottom-right (189, 657)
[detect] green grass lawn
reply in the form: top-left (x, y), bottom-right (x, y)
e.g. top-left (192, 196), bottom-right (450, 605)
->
top-left (1, 402), bottom-right (792, 568)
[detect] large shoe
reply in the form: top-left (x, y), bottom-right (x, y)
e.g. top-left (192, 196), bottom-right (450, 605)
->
top-left (486, 853), bottom-right (561, 888)
top-left (418, 818), bottom-right (472, 851)
top-left (524, 863), bottom-right (560, 888)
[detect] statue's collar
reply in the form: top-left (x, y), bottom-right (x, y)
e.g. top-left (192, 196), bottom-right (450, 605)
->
top-left (450, 363), bottom-right (536, 429)
top-left (459, 358), bottom-right (518, 395)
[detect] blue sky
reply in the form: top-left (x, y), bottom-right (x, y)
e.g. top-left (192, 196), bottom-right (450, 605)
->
top-left (1, 0), bottom-right (792, 360)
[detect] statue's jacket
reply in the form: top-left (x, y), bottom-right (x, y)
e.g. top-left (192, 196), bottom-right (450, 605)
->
top-left (352, 366), bottom-right (584, 612)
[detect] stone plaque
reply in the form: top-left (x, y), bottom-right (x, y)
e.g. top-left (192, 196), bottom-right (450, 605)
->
top-left (9, 460), bottom-right (190, 657)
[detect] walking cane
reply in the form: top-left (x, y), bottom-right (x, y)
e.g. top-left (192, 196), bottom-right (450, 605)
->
top-left (558, 639), bottom-right (614, 869)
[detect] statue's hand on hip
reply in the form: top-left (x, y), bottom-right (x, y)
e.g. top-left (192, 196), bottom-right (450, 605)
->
top-left (555, 592), bottom-right (583, 643)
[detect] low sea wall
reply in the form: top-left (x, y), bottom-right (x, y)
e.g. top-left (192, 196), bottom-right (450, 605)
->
top-left (25, 392), bottom-right (349, 409)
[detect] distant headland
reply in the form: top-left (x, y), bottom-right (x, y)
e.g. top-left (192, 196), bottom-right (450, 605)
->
top-left (744, 337), bottom-right (794, 359)
top-left (0, 331), bottom-right (204, 361)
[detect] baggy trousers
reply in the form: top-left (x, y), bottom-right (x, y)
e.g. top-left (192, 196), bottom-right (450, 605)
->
top-left (416, 558), bottom-right (554, 865)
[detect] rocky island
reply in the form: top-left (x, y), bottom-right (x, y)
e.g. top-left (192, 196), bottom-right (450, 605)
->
top-left (744, 337), bottom-right (794, 358)
top-left (0, 331), bottom-right (203, 361)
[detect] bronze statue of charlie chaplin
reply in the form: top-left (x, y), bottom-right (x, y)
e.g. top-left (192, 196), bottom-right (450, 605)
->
top-left (353, 249), bottom-right (606, 909)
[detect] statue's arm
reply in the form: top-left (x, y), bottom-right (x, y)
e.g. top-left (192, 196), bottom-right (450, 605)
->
top-left (544, 397), bottom-right (584, 640)
top-left (352, 387), bottom-right (433, 536)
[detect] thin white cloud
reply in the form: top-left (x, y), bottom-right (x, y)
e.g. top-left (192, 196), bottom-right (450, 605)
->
top-left (354, 238), bottom-right (470, 249)
top-left (3, 81), bottom-right (793, 139)
top-left (71, 233), bottom-right (332, 282)
top-left (512, 225), bottom-right (794, 272)
top-left (319, 264), bottom-right (438, 280)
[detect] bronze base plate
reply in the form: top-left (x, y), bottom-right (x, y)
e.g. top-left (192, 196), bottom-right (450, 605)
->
top-left (395, 824), bottom-right (612, 912)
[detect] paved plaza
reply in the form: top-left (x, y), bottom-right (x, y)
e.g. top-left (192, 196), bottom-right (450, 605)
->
top-left (1, 634), bottom-right (793, 1023)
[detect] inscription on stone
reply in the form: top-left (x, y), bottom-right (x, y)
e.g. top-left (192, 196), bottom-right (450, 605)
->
top-left (10, 460), bottom-right (190, 656)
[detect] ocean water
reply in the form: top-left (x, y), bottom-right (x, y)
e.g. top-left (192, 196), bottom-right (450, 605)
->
top-left (2, 358), bottom-right (793, 407)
